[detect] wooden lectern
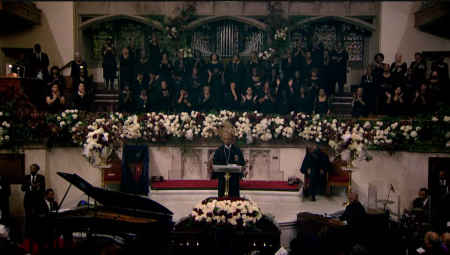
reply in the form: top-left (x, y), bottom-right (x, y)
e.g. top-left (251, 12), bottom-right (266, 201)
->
top-left (0, 77), bottom-right (47, 111)
top-left (212, 164), bottom-right (243, 197)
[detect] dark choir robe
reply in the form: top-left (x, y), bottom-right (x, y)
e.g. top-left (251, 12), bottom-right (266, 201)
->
top-left (330, 49), bottom-right (349, 87)
top-left (225, 61), bottom-right (247, 95)
top-left (70, 60), bottom-right (89, 92)
top-left (0, 176), bottom-right (11, 226)
top-left (305, 77), bottom-right (322, 98)
top-left (212, 144), bottom-right (245, 197)
top-left (281, 57), bottom-right (296, 80)
top-left (209, 75), bottom-right (224, 110)
top-left (300, 59), bottom-right (316, 82)
top-left (308, 42), bottom-right (324, 64)
top-left (258, 89), bottom-right (275, 114)
top-left (275, 90), bottom-right (292, 116)
top-left (187, 75), bottom-right (204, 102)
top-left (119, 55), bottom-right (133, 90)
top-left (30, 52), bottom-right (50, 79)
top-left (73, 92), bottom-right (90, 111)
top-left (191, 58), bottom-right (208, 78)
top-left (291, 76), bottom-right (304, 96)
top-left (119, 91), bottom-right (134, 113)
top-left (196, 94), bottom-right (215, 113)
top-left (389, 62), bottom-right (408, 88)
top-left (46, 74), bottom-right (65, 94)
top-left (241, 96), bottom-right (258, 112)
top-left (147, 42), bottom-right (162, 69)
top-left (101, 47), bottom-right (117, 79)
top-left (410, 60), bottom-right (427, 84)
top-left (339, 202), bottom-right (367, 229)
top-left (300, 149), bottom-right (331, 199)
top-left (149, 76), bottom-right (162, 93)
top-left (246, 75), bottom-right (264, 94)
top-left (320, 57), bottom-right (334, 95)
top-left (136, 95), bottom-right (150, 113)
top-left (126, 45), bottom-right (139, 61)
top-left (176, 95), bottom-right (193, 113)
top-left (352, 97), bottom-right (369, 118)
top-left (388, 97), bottom-right (404, 117)
top-left (133, 59), bottom-right (151, 82)
top-left (247, 59), bottom-right (262, 75)
top-left (292, 46), bottom-right (305, 69)
top-left (173, 77), bottom-right (186, 99)
top-left (291, 93), bottom-right (311, 114)
top-left (174, 58), bottom-right (190, 79)
top-left (314, 96), bottom-right (332, 116)
top-left (159, 60), bottom-right (173, 81)
top-left (131, 78), bottom-right (145, 109)
top-left (152, 89), bottom-right (172, 113)
top-left (360, 74), bottom-right (376, 112)
top-left (47, 93), bottom-right (65, 114)
top-left (372, 62), bottom-right (386, 83)
top-left (378, 74), bottom-right (393, 114)
top-left (431, 61), bottom-right (450, 82)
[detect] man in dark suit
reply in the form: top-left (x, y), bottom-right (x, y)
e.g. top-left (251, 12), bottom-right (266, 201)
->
top-left (21, 164), bottom-right (46, 236)
top-left (212, 125), bottom-right (245, 198)
top-left (37, 189), bottom-right (58, 255)
top-left (0, 168), bottom-right (11, 227)
top-left (300, 144), bottom-right (332, 201)
top-left (436, 170), bottom-right (450, 198)
top-left (30, 44), bottom-right (50, 79)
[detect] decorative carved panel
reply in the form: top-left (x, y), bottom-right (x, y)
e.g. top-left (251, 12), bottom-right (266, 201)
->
top-left (249, 150), bottom-right (270, 180)
top-left (182, 149), bottom-right (202, 179)
top-left (0, 154), bottom-right (25, 184)
top-left (91, 22), bottom-right (114, 60)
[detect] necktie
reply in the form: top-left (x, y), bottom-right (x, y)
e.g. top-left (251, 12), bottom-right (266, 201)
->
top-left (50, 202), bottom-right (53, 211)
top-left (32, 176), bottom-right (36, 184)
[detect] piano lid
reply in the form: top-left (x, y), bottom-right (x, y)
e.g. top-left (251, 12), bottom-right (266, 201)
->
top-left (57, 172), bottom-right (173, 216)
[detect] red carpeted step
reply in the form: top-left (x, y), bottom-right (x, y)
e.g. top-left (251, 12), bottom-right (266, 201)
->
top-left (151, 180), bottom-right (300, 191)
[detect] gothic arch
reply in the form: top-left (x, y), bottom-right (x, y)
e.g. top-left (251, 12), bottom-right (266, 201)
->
top-left (79, 14), bottom-right (164, 31)
top-left (187, 15), bottom-right (267, 31)
top-left (288, 16), bottom-right (376, 33)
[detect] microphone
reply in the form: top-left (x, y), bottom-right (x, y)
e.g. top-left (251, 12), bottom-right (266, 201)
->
top-left (390, 184), bottom-right (395, 193)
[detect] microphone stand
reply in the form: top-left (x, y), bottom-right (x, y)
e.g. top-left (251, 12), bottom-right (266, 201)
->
top-left (383, 186), bottom-right (393, 211)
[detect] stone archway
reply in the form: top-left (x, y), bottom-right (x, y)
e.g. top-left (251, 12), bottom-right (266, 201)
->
top-left (79, 14), bottom-right (164, 31)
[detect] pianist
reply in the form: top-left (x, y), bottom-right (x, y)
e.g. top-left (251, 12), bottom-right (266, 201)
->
top-left (37, 189), bottom-right (59, 255)
top-left (338, 193), bottom-right (366, 229)
top-left (212, 121), bottom-right (245, 197)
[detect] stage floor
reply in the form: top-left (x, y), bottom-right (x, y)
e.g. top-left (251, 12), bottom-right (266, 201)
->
top-left (149, 190), bottom-right (347, 223)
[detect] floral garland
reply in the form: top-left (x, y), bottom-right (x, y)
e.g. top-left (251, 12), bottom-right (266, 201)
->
top-left (190, 197), bottom-right (263, 231)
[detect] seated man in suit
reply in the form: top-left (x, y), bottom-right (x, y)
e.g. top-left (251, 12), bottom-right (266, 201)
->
top-left (338, 193), bottom-right (366, 230)
top-left (37, 189), bottom-right (59, 255)
top-left (412, 188), bottom-right (430, 211)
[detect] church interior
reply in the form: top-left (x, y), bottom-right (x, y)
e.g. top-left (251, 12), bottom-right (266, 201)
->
top-left (0, 1), bottom-right (450, 255)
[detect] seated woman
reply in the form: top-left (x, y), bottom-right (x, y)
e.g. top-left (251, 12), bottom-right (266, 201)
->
top-left (360, 65), bottom-right (375, 113)
top-left (352, 87), bottom-right (368, 118)
top-left (152, 81), bottom-right (173, 113)
top-left (71, 52), bottom-right (89, 93)
top-left (386, 86), bottom-right (405, 117)
top-left (290, 85), bottom-right (311, 114)
top-left (258, 81), bottom-right (276, 114)
top-left (46, 84), bottom-right (65, 114)
top-left (305, 68), bottom-right (322, 98)
top-left (247, 67), bottom-right (263, 94)
top-left (240, 86), bottom-right (258, 112)
top-left (412, 84), bottom-right (430, 115)
top-left (312, 88), bottom-right (331, 117)
top-left (47, 66), bottom-right (64, 94)
top-left (137, 89), bottom-right (150, 113)
top-left (73, 83), bottom-right (90, 111)
top-left (196, 86), bottom-right (215, 113)
top-left (191, 50), bottom-right (207, 79)
top-left (176, 86), bottom-right (193, 113)
top-left (119, 84), bottom-right (133, 113)
top-left (403, 68), bottom-right (419, 113)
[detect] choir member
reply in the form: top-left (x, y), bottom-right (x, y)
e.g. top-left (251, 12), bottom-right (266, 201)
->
top-left (258, 81), bottom-right (276, 114)
top-left (149, 68), bottom-right (162, 92)
top-left (73, 83), bottom-right (90, 111)
top-left (291, 70), bottom-right (303, 96)
top-left (225, 53), bottom-right (247, 96)
top-left (275, 88), bottom-right (291, 116)
top-left (11, 53), bottom-right (28, 77)
top-left (137, 89), bottom-right (150, 113)
top-left (308, 34), bottom-right (324, 64)
top-left (281, 49), bottom-right (296, 80)
top-left (191, 50), bottom-right (207, 78)
top-left (127, 38), bottom-right (139, 61)
top-left (247, 67), bottom-right (263, 94)
top-left (71, 53), bottom-right (89, 92)
top-left (431, 55), bottom-right (449, 82)
top-left (176, 87), bottom-right (193, 113)
top-left (403, 68), bottom-right (419, 113)
top-left (187, 66), bottom-right (204, 102)
top-left (101, 39), bottom-right (117, 89)
top-left (0, 168), bottom-right (11, 227)
top-left (269, 68), bottom-right (280, 89)
top-left (360, 65), bottom-right (375, 113)
top-left (147, 33), bottom-right (162, 70)
top-left (320, 49), bottom-right (334, 97)
top-left (378, 64), bottom-right (393, 114)
top-left (172, 73), bottom-right (186, 101)
top-left (152, 80), bottom-right (173, 113)
top-left (429, 70), bottom-right (443, 90)
top-left (372, 53), bottom-right (386, 83)
top-left (412, 84), bottom-right (430, 115)
top-left (119, 48), bottom-right (132, 91)
top-left (132, 72), bottom-right (145, 109)
top-left (305, 68), bottom-right (322, 98)
top-left (271, 54), bottom-right (281, 76)
top-left (133, 50), bottom-right (151, 83)
top-left (247, 51), bottom-right (261, 75)
top-left (119, 84), bottom-right (134, 113)
top-left (290, 85), bottom-right (311, 114)
top-left (21, 164), bottom-right (45, 237)
top-left (410, 52), bottom-right (427, 84)
top-left (293, 39), bottom-right (306, 67)
top-left (47, 66), bottom-right (64, 94)
top-left (300, 144), bottom-right (331, 201)
top-left (389, 53), bottom-right (407, 88)
top-left (46, 84), bottom-right (65, 114)
top-left (386, 86), bottom-right (405, 117)
top-left (312, 88), bottom-right (331, 117)
top-left (240, 86), bottom-right (258, 112)
top-left (196, 86), bottom-right (214, 113)
top-left (330, 41), bottom-right (349, 93)
top-left (427, 71), bottom-right (444, 112)
top-left (207, 53), bottom-right (224, 76)
top-left (159, 52), bottom-right (173, 81)
top-left (301, 51), bottom-right (316, 82)
top-left (30, 44), bottom-right (50, 79)
top-left (352, 87), bottom-right (368, 118)
top-left (207, 54), bottom-right (224, 110)
top-left (212, 123), bottom-right (245, 197)
top-left (224, 81), bottom-right (239, 111)
top-left (173, 51), bottom-right (190, 79)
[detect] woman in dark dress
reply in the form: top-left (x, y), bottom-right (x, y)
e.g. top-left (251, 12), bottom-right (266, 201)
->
top-left (290, 85), bottom-right (311, 114)
top-left (173, 51), bottom-right (190, 80)
top-left (132, 72), bottom-right (146, 110)
top-left (372, 53), bottom-right (385, 83)
top-left (291, 70), bottom-right (303, 96)
top-left (73, 83), bottom-right (90, 111)
top-left (247, 67), bottom-right (263, 94)
top-left (152, 81), bottom-right (173, 113)
top-left (197, 86), bottom-right (215, 113)
top-left (47, 66), bottom-right (64, 94)
top-left (330, 41), bottom-right (349, 93)
top-left (386, 86), bottom-right (405, 117)
top-left (352, 87), bottom-right (368, 118)
top-left (191, 50), bottom-right (207, 79)
top-left (258, 81), bottom-right (276, 114)
top-left (119, 48), bottom-right (132, 91)
top-left (412, 84), bottom-right (430, 115)
top-left (240, 86), bottom-right (258, 113)
top-left (275, 88), bottom-right (292, 116)
top-left (224, 81), bottom-right (240, 111)
top-left (71, 52), bottom-right (89, 93)
top-left (119, 84), bottom-right (134, 113)
top-left (389, 53), bottom-right (407, 88)
top-left (46, 84), bottom-right (65, 114)
top-left (207, 54), bottom-right (224, 111)
top-left (403, 68), bottom-right (419, 114)
top-left (101, 38), bottom-right (117, 89)
top-left (378, 64), bottom-right (393, 114)
top-left (159, 52), bottom-right (173, 81)
top-left (172, 73), bottom-right (186, 100)
top-left (224, 53), bottom-right (247, 97)
top-left (301, 51), bottom-right (316, 83)
top-left (147, 34), bottom-right (162, 70)
top-left (312, 88), bottom-right (331, 117)
top-left (176, 87), bottom-right (193, 113)
top-left (305, 68), bottom-right (322, 99)
top-left (269, 68), bottom-right (280, 89)
top-left (320, 49), bottom-right (334, 97)
top-left (187, 66), bottom-right (204, 104)
top-left (360, 65), bottom-right (376, 114)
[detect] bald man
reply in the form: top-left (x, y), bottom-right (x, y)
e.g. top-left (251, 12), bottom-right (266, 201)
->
top-left (442, 233), bottom-right (450, 253)
top-left (412, 231), bottom-right (446, 255)
top-left (339, 193), bottom-right (366, 229)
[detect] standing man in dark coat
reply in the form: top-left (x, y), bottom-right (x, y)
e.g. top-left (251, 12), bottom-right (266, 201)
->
top-left (0, 168), bottom-right (11, 227)
top-left (101, 38), bottom-right (117, 89)
top-left (21, 164), bottom-right (45, 236)
top-left (300, 144), bottom-right (332, 201)
top-left (212, 123), bottom-right (245, 198)
top-left (30, 44), bottom-right (50, 80)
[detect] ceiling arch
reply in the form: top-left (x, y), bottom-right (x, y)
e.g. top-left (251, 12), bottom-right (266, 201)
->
top-left (289, 16), bottom-right (376, 33)
top-left (79, 14), bottom-right (164, 31)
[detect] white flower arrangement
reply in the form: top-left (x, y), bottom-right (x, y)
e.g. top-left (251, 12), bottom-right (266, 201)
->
top-left (258, 48), bottom-right (274, 60)
top-left (180, 48), bottom-right (193, 58)
top-left (274, 27), bottom-right (288, 41)
top-left (166, 26), bottom-right (178, 39)
top-left (191, 197), bottom-right (263, 229)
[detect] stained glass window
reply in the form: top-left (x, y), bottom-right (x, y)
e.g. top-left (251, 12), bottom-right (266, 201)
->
top-left (343, 33), bottom-right (364, 62)
top-left (313, 25), bottom-right (336, 51)
top-left (91, 22), bottom-right (114, 60)
top-left (117, 23), bottom-right (143, 53)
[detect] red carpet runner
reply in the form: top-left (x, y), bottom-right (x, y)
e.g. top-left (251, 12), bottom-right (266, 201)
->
top-left (151, 180), bottom-right (301, 192)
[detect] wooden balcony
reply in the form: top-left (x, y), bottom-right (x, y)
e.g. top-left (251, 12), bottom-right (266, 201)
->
top-left (414, 1), bottom-right (450, 39)
top-left (0, 1), bottom-right (41, 25)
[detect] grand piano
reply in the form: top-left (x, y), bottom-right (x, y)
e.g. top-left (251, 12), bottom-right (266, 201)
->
top-left (51, 172), bottom-right (174, 254)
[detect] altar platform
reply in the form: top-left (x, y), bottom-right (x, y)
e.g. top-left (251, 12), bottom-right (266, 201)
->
top-left (150, 179), bottom-right (301, 191)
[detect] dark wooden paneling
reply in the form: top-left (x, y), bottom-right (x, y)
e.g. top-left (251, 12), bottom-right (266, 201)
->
top-left (0, 153), bottom-right (25, 184)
